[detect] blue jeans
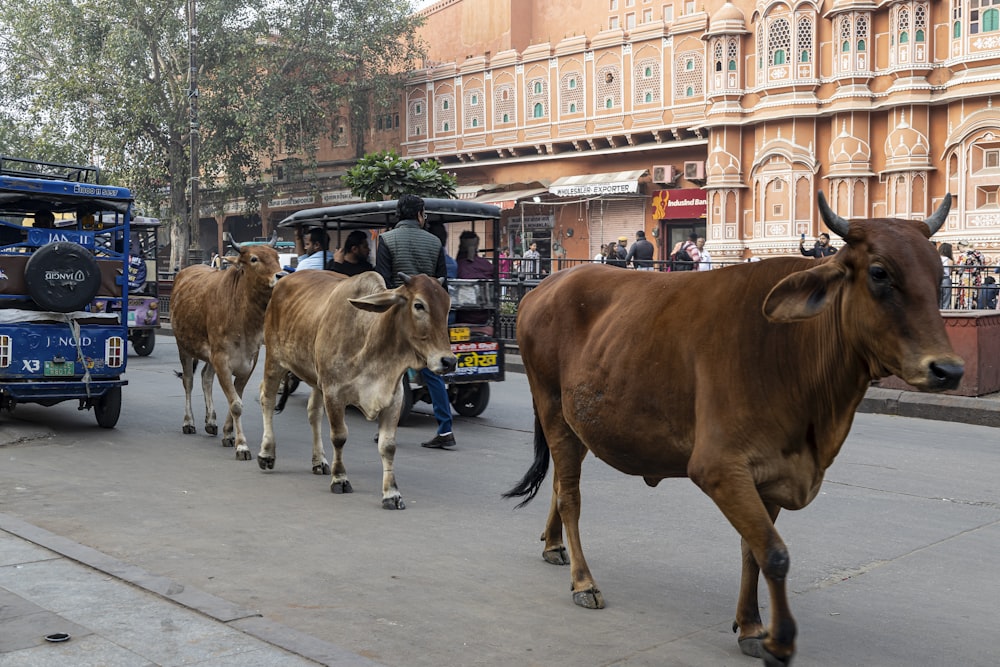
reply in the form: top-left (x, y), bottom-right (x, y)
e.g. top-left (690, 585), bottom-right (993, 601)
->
top-left (420, 367), bottom-right (452, 434)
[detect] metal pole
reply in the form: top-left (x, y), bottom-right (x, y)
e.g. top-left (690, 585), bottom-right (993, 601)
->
top-left (188, 0), bottom-right (200, 267)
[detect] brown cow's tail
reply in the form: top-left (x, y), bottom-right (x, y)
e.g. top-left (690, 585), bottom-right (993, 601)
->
top-left (173, 360), bottom-right (199, 379)
top-left (502, 408), bottom-right (550, 509)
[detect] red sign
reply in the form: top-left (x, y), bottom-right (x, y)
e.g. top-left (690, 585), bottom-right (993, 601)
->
top-left (651, 188), bottom-right (707, 219)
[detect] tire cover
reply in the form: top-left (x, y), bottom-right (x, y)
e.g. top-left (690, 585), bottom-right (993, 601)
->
top-left (24, 242), bottom-right (103, 313)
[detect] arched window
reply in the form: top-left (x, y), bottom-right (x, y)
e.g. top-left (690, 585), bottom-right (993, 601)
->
top-left (900, 31), bottom-right (909, 44)
top-left (502, 113), bottom-right (509, 123)
top-left (471, 117), bottom-right (478, 127)
top-left (415, 103), bottom-right (422, 115)
top-left (954, 21), bottom-right (961, 38)
top-left (716, 61), bottom-right (723, 72)
top-left (442, 100), bottom-right (449, 110)
top-left (774, 50), bottom-right (786, 65)
top-left (533, 103), bottom-right (543, 118)
top-left (470, 94), bottom-right (478, 105)
top-left (986, 9), bottom-right (1000, 32)
top-left (858, 39), bottom-right (866, 51)
top-left (800, 50), bottom-right (809, 62)
top-left (443, 122), bottom-right (449, 131)
top-left (842, 40), bottom-right (850, 52)
top-left (686, 59), bottom-right (695, 70)
top-left (915, 29), bottom-right (925, 42)
top-left (686, 86), bottom-right (694, 97)
top-left (605, 97), bottom-right (613, 109)
top-left (645, 92), bottom-right (652, 103)
top-left (728, 59), bottom-right (736, 71)
top-left (569, 102), bottom-right (577, 113)
top-left (644, 66), bottom-right (652, 77)
top-left (569, 78), bottom-right (577, 89)
top-left (534, 81), bottom-right (542, 94)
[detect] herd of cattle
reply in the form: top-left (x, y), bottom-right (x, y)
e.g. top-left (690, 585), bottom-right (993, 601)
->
top-left (168, 195), bottom-right (963, 666)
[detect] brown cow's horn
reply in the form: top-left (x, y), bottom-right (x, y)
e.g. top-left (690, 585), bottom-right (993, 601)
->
top-left (925, 194), bottom-right (952, 235)
top-left (817, 191), bottom-right (849, 240)
top-left (224, 232), bottom-right (243, 254)
top-left (267, 231), bottom-right (279, 248)
top-left (398, 272), bottom-right (413, 285)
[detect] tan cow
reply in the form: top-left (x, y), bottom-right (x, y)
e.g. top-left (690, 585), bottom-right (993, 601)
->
top-left (171, 239), bottom-right (287, 459)
top-left (505, 193), bottom-right (963, 665)
top-left (257, 270), bottom-right (455, 509)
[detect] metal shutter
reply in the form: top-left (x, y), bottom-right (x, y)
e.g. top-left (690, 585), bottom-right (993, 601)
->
top-left (589, 198), bottom-right (645, 258)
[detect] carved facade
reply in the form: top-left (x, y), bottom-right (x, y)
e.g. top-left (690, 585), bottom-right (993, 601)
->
top-left (391, 0), bottom-right (1000, 263)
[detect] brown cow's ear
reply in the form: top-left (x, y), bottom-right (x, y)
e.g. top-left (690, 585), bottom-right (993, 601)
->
top-left (763, 262), bottom-right (847, 322)
top-left (349, 291), bottom-right (407, 313)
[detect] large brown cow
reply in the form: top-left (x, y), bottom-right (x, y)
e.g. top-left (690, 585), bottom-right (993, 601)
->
top-left (256, 269), bottom-right (455, 509)
top-left (505, 193), bottom-right (963, 666)
top-left (171, 239), bottom-right (287, 460)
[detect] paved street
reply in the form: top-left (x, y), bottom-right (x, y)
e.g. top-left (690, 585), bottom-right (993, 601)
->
top-left (1, 335), bottom-right (998, 666)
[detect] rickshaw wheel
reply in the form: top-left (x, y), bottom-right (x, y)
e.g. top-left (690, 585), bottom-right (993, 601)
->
top-left (131, 330), bottom-right (155, 356)
top-left (452, 382), bottom-right (490, 417)
top-left (95, 387), bottom-right (122, 429)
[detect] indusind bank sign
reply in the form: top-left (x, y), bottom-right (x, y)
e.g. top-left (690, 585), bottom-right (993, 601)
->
top-left (651, 188), bottom-right (707, 219)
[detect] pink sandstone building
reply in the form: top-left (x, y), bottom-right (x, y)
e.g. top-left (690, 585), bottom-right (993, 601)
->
top-left (244, 0), bottom-right (1000, 268)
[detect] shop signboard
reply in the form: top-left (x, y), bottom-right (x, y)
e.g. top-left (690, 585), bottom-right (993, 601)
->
top-left (651, 188), bottom-right (707, 219)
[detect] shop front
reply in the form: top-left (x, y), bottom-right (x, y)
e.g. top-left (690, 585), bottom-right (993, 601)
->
top-left (651, 188), bottom-right (707, 259)
top-left (547, 170), bottom-right (648, 259)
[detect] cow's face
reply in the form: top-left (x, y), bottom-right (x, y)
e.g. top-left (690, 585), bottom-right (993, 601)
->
top-left (349, 274), bottom-right (457, 374)
top-left (764, 217), bottom-right (963, 392)
top-left (233, 244), bottom-right (287, 288)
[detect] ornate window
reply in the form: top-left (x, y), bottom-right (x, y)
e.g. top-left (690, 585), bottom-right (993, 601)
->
top-left (596, 64), bottom-right (621, 110)
top-left (464, 87), bottom-right (484, 130)
top-left (526, 76), bottom-right (548, 120)
top-left (560, 70), bottom-right (584, 115)
top-left (769, 18), bottom-right (790, 66)
top-left (835, 13), bottom-right (871, 74)
top-left (493, 83), bottom-right (515, 125)
top-left (436, 94), bottom-right (455, 134)
top-left (633, 58), bottom-right (661, 106)
top-left (407, 97), bottom-right (425, 137)
top-left (972, 1), bottom-right (1000, 34)
top-left (674, 50), bottom-right (703, 99)
top-left (891, 2), bottom-right (929, 66)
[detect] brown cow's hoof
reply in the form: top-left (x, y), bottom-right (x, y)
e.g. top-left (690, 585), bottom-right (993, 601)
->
top-left (221, 435), bottom-right (235, 447)
top-left (205, 424), bottom-right (218, 436)
top-left (234, 447), bottom-right (252, 461)
top-left (572, 587), bottom-right (605, 609)
top-left (258, 456), bottom-right (275, 470)
top-left (312, 463), bottom-right (331, 475)
top-left (382, 496), bottom-right (406, 510)
top-left (737, 635), bottom-right (766, 659)
top-left (762, 647), bottom-right (793, 666)
top-left (182, 425), bottom-right (196, 435)
top-left (543, 547), bottom-right (570, 565)
top-left (331, 480), bottom-right (353, 494)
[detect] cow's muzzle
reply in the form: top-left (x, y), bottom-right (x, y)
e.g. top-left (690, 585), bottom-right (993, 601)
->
top-left (430, 354), bottom-right (458, 375)
top-left (927, 360), bottom-right (964, 391)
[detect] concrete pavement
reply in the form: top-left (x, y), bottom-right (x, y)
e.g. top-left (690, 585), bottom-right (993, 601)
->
top-left (0, 513), bottom-right (382, 666)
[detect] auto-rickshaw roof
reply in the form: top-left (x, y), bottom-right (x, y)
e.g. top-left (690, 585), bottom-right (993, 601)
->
top-left (278, 198), bottom-right (502, 231)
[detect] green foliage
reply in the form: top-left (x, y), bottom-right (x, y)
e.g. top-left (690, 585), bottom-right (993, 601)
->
top-left (343, 150), bottom-right (457, 202)
top-left (0, 0), bottom-right (425, 259)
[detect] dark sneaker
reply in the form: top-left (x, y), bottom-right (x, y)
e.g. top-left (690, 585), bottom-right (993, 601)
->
top-left (421, 433), bottom-right (456, 449)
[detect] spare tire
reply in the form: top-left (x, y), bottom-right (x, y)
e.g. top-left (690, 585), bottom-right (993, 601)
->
top-left (24, 242), bottom-right (103, 313)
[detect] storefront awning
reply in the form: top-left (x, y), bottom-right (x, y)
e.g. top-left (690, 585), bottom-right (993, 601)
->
top-left (548, 170), bottom-right (647, 197)
top-left (455, 185), bottom-right (487, 200)
top-left (471, 187), bottom-right (549, 210)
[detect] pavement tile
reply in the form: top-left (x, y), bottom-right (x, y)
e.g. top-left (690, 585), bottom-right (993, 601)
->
top-left (0, 632), bottom-right (153, 667)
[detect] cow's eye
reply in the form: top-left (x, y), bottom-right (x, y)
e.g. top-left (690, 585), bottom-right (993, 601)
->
top-left (869, 266), bottom-right (889, 283)
top-left (250, 256), bottom-right (259, 263)
top-left (414, 302), bottom-right (425, 311)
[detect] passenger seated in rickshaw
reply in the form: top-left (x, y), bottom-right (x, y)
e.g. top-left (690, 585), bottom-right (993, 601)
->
top-left (327, 230), bottom-right (374, 276)
top-left (454, 230), bottom-right (492, 326)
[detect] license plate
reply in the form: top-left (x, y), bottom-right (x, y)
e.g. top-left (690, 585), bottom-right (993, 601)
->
top-left (43, 361), bottom-right (75, 377)
top-left (449, 327), bottom-right (470, 342)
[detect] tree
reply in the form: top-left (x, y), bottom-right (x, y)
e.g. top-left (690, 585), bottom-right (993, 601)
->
top-left (343, 150), bottom-right (457, 202)
top-left (0, 0), bottom-right (425, 268)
